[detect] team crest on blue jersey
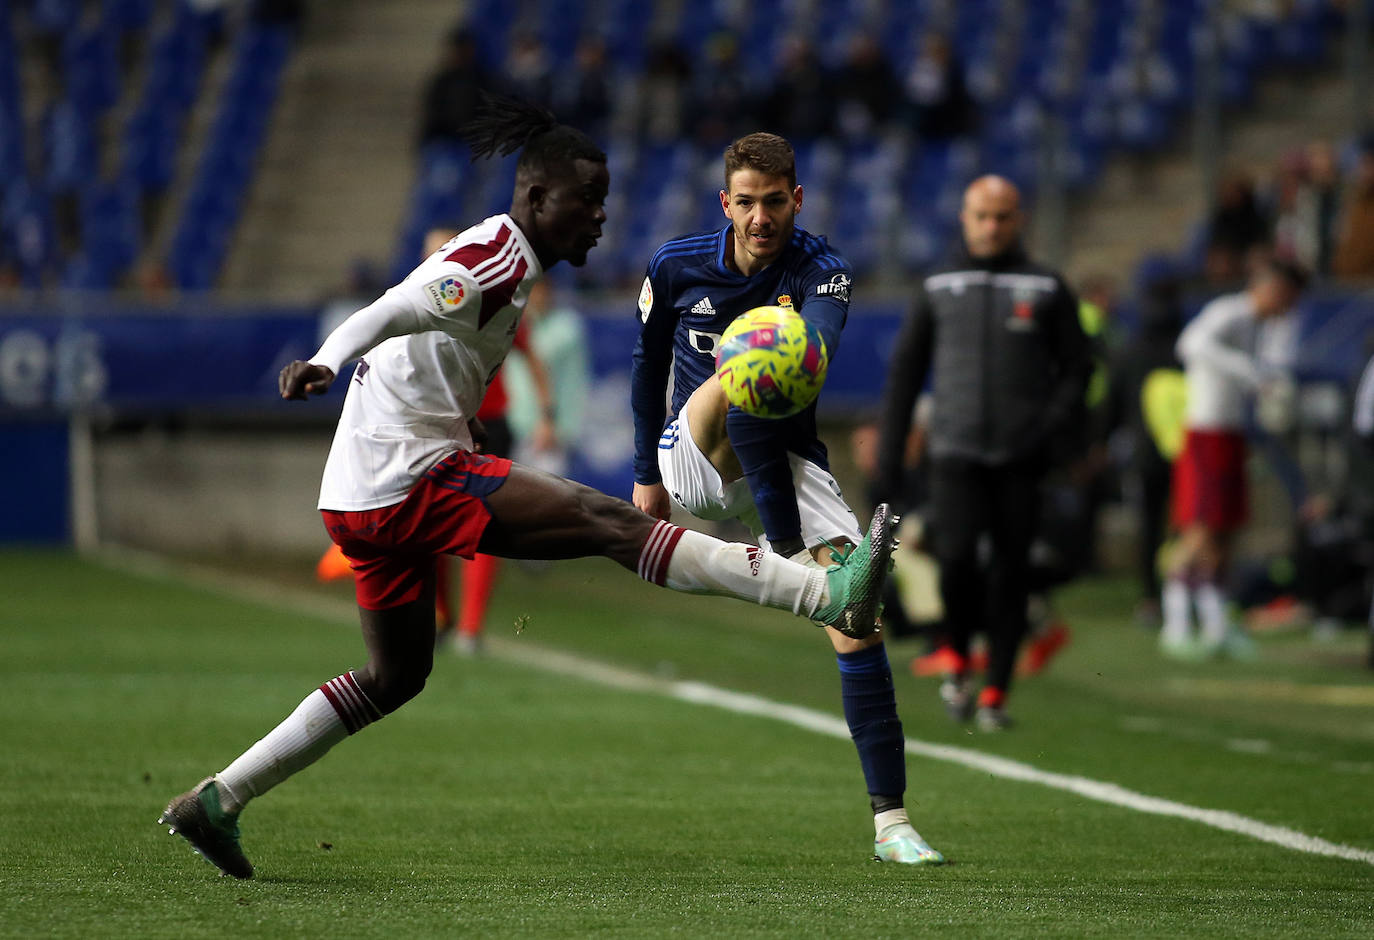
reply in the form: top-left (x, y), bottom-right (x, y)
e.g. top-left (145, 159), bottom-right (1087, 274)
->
top-left (776, 294), bottom-right (793, 309)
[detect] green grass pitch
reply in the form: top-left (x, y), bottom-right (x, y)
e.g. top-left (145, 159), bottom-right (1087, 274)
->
top-left (2, 549), bottom-right (1373, 938)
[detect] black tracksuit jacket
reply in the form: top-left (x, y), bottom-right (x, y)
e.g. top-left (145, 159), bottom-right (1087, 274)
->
top-left (876, 243), bottom-right (1093, 499)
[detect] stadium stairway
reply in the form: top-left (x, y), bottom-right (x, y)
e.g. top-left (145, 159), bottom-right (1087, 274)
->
top-left (1062, 57), bottom-right (1355, 287)
top-left (220, 0), bottom-right (454, 298)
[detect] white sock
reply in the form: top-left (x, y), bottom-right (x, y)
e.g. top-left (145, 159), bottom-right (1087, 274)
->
top-left (1161, 578), bottom-right (1192, 645)
top-left (638, 521), bottom-right (827, 616)
top-left (215, 672), bottom-right (381, 812)
top-left (1195, 582), bottom-right (1231, 647)
top-left (874, 806), bottom-right (911, 835)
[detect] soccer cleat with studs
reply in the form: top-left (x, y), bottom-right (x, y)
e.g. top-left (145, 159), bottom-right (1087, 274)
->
top-left (873, 822), bottom-right (946, 865)
top-left (811, 504), bottom-right (898, 639)
top-left (158, 776), bottom-right (253, 879)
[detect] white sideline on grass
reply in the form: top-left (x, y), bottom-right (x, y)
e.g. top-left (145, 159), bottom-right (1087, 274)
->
top-left (103, 548), bottom-right (1374, 868)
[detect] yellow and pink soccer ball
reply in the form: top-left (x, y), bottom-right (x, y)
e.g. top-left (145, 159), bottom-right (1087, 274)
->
top-left (714, 306), bottom-right (829, 418)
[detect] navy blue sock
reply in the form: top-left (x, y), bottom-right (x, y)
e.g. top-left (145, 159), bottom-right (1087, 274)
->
top-left (836, 644), bottom-right (906, 811)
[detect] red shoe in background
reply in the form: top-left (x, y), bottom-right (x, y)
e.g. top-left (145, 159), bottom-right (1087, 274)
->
top-left (1019, 621), bottom-right (1072, 676)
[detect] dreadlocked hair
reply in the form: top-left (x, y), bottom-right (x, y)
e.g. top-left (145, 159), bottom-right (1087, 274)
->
top-left (463, 91), bottom-right (605, 173)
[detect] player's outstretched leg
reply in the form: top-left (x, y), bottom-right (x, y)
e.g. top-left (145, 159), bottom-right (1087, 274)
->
top-left (479, 465), bottom-right (894, 635)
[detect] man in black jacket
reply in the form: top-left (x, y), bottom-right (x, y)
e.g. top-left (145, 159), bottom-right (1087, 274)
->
top-left (875, 175), bottom-right (1092, 730)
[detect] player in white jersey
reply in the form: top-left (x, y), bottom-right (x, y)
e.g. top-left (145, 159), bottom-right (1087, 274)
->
top-left (1162, 257), bottom-right (1307, 658)
top-left (157, 97), bottom-right (897, 880)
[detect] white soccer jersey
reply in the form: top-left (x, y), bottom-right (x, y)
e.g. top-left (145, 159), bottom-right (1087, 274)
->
top-left (311, 214), bottom-right (543, 511)
top-left (1176, 291), bottom-right (1294, 431)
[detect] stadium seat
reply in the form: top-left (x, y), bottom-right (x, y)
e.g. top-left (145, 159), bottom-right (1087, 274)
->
top-left (2, 178), bottom-right (58, 287)
top-left (43, 99), bottom-right (98, 194)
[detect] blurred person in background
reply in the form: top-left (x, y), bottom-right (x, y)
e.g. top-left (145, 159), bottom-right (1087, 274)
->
top-left (1162, 257), bottom-right (1308, 660)
top-left (551, 37), bottom-right (612, 140)
top-left (1270, 141), bottom-right (1341, 277)
top-left (503, 278), bottom-right (590, 476)
top-left (835, 32), bottom-right (901, 140)
top-left (502, 31), bottom-right (554, 111)
top-left (762, 36), bottom-right (837, 141)
top-left (1107, 276), bottom-right (1187, 625)
top-left (418, 27), bottom-right (487, 148)
top-left (626, 39), bottom-right (693, 143)
top-left (1331, 136), bottom-right (1374, 279)
top-left (1203, 171), bottom-right (1271, 285)
top-left (875, 175), bottom-right (1092, 731)
top-left (903, 33), bottom-right (976, 142)
top-left (1353, 350), bottom-right (1374, 668)
top-left (688, 33), bottom-right (760, 147)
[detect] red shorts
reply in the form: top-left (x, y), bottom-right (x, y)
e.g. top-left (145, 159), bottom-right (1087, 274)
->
top-left (321, 450), bottom-right (512, 610)
top-left (1171, 428), bottom-right (1247, 531)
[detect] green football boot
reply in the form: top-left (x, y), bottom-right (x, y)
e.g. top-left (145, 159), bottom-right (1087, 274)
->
top-left (812, 503), bottom-right (897, 639)
top-left (158, 776), bottom-right (253, 879)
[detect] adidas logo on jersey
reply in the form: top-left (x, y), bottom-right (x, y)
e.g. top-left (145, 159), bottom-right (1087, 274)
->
top-left (689, 296), bottom-right (716, 316)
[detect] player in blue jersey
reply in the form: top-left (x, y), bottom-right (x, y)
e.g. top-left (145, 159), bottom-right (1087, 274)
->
top-left (630, 132), bottom-right (944, 866)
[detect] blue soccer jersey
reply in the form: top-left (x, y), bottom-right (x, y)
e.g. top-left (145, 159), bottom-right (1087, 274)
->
top-left (630, 223), bottom-right (853, 488)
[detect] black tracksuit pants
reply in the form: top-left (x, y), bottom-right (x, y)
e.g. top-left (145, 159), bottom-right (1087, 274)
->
top-left (930, 456), bottom-right (1043, 698)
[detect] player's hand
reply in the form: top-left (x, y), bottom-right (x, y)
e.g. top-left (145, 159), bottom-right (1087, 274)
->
top-left (633, 482), bottom-right (672, 521)
top-left (468, 416), bottom-right (489, 452)
top-left (279, 361), bottom-right (335, 400)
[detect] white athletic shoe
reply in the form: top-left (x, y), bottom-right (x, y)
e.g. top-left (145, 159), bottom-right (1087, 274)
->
top-left (873, 822), bottom-right (946, 865)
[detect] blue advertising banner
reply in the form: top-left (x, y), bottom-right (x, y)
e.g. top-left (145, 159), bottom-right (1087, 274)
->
top-left (1, 289), bottom-right (1368, 531)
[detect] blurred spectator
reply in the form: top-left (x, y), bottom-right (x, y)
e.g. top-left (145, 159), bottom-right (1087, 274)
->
top-left (505, 279), bottom-right (590, 476)
top-left (552, 37), bottom-right (612, 138)
top-left (835, 33), bottom-right (900, 140)
top-left (1332, 137), bottom-right (1374, 279)
top-left (627, 39), bottom-right (693, 143)
top-left (1162, 257), bottom-right (1308, 660)
top-left (1107, 277), bottom-right (1186, 624)
top-left (1302, 140), bottom-right (1341, 275)
top-left (1058, 273), bottom-right (1122, 576)
top-left (1271, 141), bottom-right (1341, 277)
top-left (418, 27), bottom-right (486, 147)
top-left (903, 33), bottom-right (976, 141)
top-left (1204, 171), bottom-right (1271, 284)
top-left (687, 33), bottom-right (759, 147)
top-left (761, 36), bottom-right (836, 141)
top-left (318, 258), bottom-right (384, 340)
top-left (1353, 351), bottom-right (1374, 668)
top-left (503, 32), bottom-right (553, 109)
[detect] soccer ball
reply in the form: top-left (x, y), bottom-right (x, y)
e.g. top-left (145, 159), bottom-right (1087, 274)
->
top-left (714, 306), bottom-right (828, 418)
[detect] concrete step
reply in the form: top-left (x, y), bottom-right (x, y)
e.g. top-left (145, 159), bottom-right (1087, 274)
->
top-left (221, 0), bottom-right (458, 297)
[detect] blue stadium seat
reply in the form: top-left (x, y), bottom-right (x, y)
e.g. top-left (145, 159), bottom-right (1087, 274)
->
top-left (62, 25), bottom-right (122, 116)
top-left (29, 0), bottom-right (81, 34)
top-left (78, 180), bottom-right (140, 279)
top-left (2, 178), bottom-right (58, 287)
top-left (43, 98), bottom-right (98, 193)
top-left (101, 0), bottom-right (154, 32)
